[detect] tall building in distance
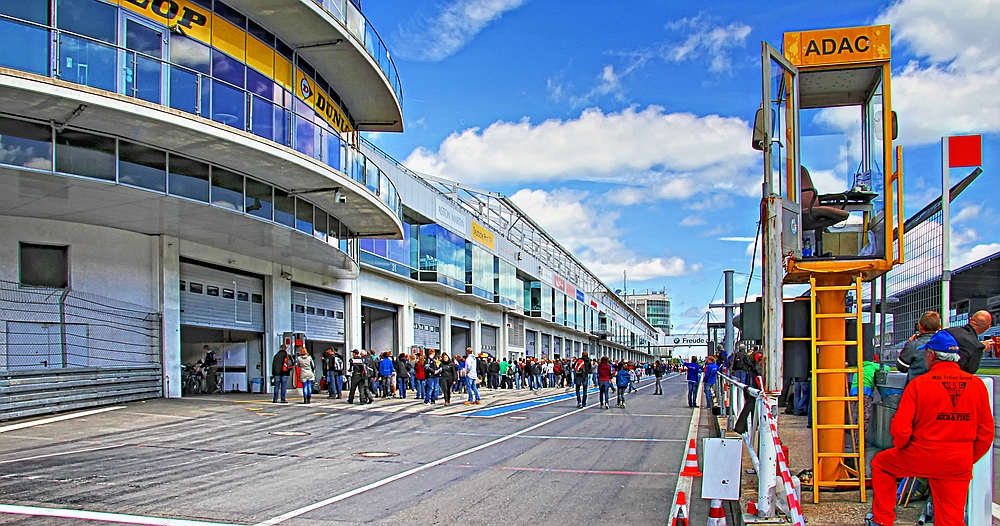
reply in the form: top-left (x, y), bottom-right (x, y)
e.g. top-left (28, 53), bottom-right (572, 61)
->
top-left (627, 291), bottom-right (672, 335)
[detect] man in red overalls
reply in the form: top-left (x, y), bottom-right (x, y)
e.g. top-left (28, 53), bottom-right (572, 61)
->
top-left (866, 331), bottom-right (994, 526)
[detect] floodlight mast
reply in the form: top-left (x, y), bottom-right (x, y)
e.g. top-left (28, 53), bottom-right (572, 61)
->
top-left (755, 24), bottom-right (905, 504)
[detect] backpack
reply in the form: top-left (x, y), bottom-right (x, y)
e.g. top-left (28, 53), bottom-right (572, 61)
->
top-left (574, 359), bottom-right (585, 373)
top-left (282, 355), bottom-right (293, 374)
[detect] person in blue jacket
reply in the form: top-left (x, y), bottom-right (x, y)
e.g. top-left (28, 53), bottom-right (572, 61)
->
top-left (378, 352), bottom-right (395, 398)
top-left (702, 356), bottom-right (720, 408)
top-left (682, 356), bottom-right (701, 408)
top-left (615, 362), bottom-right (631, 408)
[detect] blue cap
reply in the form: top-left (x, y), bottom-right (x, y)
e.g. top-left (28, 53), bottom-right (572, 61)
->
top-left (918, 331), bottom-right (960, 353)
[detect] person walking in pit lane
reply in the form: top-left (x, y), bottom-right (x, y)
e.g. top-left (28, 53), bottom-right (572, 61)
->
top-left (439, 353), bottom-right (457, 406)
top-left (597, 356), bottom-right (612, 409)
top-left (463, 348), bottom-right (481, 405)
top-left (615, 361), bottom-right (631, 408)
top-left (683, 356), bottom-right (701, 408)
top-left (296, 347), bottom-right (315, 404)
top-left (423, 349), bottom-right (441, 405)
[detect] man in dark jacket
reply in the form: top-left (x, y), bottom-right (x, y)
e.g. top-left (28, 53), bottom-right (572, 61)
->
top-left (271, 344), bottom-right (290, 403)
top-left (652, 360), bottom-right (665, 395)
top-left (945, 310), bottom-right (992, 374)
top-left (487, 357), bottom-right (500, 390)
top-left (395, 352), bottom-right (410, 399)
top-left (322, 348), bottom-right (343, 399)
top-left (574, 352), bottom-right (593, 408)
top-left (897, 311), bottom-right (940, 384)
top-left (347, 349), bottom-right (371, 404)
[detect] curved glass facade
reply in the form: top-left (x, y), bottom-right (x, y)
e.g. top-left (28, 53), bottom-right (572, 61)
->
top-left (0, 115), bottom-right (355, 256)
top-left (0, 0), bottom-right (401, 221)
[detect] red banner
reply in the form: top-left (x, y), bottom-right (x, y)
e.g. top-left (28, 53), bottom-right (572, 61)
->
top-left (949, 135), bottom-right (982, 168)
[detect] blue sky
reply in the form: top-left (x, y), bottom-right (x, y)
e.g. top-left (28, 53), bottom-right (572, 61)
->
top-left (360, 0), bottom-right (1000, 335)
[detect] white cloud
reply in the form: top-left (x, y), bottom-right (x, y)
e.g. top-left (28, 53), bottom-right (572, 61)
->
top-left (405, 106), bottom-right (760, 200)
top-left (664, 14), bottom-right (753, 73)
top-left (680, 215), bottom-right (706, 227)
top-left (720, 236), bottom-right (755, 242)
top-left (549, 65), bottom-right (627, 108)
top-left (508, 188), bottom-right (700, 282)
top-left (876, 0), bottom-right (1000, 144)
top-left (394, 0), bottom-right (527, 62)
top-left (953, 242), bottom-right (1000, 269)
top-left (952, 203), bottom-right (982, 224)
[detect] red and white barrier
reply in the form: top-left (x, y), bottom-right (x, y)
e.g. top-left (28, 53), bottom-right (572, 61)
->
top-left (760, 399), bottom-right (805, 526)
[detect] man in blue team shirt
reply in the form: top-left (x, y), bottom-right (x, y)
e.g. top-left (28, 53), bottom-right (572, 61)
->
top-left (703, 356), bottom-right (720, 408)
top-left (682, 356), bottom-right (701, 408)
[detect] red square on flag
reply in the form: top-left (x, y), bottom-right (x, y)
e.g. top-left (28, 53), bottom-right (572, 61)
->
top-left (948, 135), bottom-right (982, 168)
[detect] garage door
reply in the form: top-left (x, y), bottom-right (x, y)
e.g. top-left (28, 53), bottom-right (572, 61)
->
top-left (180, 262), bottom-right (265, 332)
top-left (291, 285), bottom-right (346, 343)
top-left (413, 311), bottom-right (441, 349)
top-left (481, 325), bottom-right (497, 353)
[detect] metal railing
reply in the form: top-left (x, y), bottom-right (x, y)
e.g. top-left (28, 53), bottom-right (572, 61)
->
top-left (311, 0), bottom-right (402, 104)
top-left (0, 280), bottom-right (160, 371)
top-left (717, 372), bottom-right (806, 525)
top-left (0, 15), bottom-right (401, 222)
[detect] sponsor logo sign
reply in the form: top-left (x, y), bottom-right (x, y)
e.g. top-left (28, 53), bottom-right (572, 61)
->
top-left (784, 25), bottom-right (890, 67)
top-left (435, 199), bottom-right (467, 236)
top-left (471, 221), bottom-right (495, 251)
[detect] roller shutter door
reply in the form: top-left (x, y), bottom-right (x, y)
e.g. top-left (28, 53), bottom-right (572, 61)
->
top-left (413, 311), bottom-right (441, 349)
top-left (291, 286), bottom-right (346, 343)
top-left (180, 262), bottom-right (265, 332)
top-left (481, 325), bottom-right (498, 353)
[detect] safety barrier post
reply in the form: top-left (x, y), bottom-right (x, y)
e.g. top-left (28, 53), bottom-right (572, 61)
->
top-left (967, 376), bottom-right (994, 525)
top-left (757, 395), bottom-right (777, 518)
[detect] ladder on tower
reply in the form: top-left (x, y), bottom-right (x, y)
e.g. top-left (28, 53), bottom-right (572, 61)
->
top-left (808, 274), bottom-right (867, 503)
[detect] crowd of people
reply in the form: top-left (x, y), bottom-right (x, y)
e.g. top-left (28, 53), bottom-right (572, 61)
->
top-left (268, 347), bottom-right (679, 410)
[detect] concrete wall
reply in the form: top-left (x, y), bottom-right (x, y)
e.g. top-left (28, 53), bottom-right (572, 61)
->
top-left (0, 216), bottom-right (158, 308)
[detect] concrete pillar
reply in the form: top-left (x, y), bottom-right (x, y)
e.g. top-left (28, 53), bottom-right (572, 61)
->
top-left (159, 236), bottom-right (181, 398)
top-left (270, 266), bottom-right (292, 377)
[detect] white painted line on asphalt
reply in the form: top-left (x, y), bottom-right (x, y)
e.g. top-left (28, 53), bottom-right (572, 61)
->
top-left (254, 404), bottom-right (596, 525)
top-left (0, 406), bottom-right (124, 434)
top-left (992, 501), bottom-right (999, 520)
top-left (0, 443), bottom-right (124, 464)
top-left (0, 504), bottom-right (242, 526)
top-left (668, 380), bottom-right (702, 524)
top-left (413, 430), bottom-right (684, 442)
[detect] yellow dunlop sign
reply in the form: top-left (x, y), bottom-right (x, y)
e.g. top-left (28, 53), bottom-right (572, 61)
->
top-left (784, 25), bottom-right (890, 67)
top-left (471, 221), bottom-right (495, 251)
top-left (297, 68), bottom-right (353, 134)
top-left (119, 0), bottom-right (211, 43)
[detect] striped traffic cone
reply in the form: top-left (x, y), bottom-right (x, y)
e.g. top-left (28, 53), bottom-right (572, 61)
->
top-left (679, 439), bottom-right (703, 477)
top-left (671, 491), bottom-right (689, 526)
top-left (707, 499), bottom-right (727, 525)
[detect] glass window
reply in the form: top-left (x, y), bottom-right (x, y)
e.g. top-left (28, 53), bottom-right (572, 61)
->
top-left (118, 141), bottom-right (166, 191)
top-left (296, 56), bottom-right (315, 79)
top-left (244, 178), bottom-right (273, 220)
top-left (214, 1), bottom-right (246, 28)
top-left (247, 19), bottom-right (274, 47)
top-left (57, 0), bottom-right (116, 43)
top-left (250, 95), bottom-right (274, 141)
top-left (170, 35), bottom-right (210, 74)
top-left (210, 167), bottom-right (243, 211)
top-left (275, 39), bottom-right (293, 61)
top-left (273, 188), bottom-right (294, 227)
top-left (314, 209), bottom-right (327, 240)
top-left (327, 216), bottom-right (340, 245)
top-left (365, 160), bottom-right (379, 194)
top-left (294, 114), bottom-right (319, 159)
top-left (325, 132), bottom-right (342, 171)
top-left (169, 67), bottom-right (200, 115)
top-left (168, 155), bottom-right (209, 202)
top-left (58, 34), bottom-right (116, 92)
top-left (212, 49), bottom-right (245, 88)
top-left (206, 285), bottom-right (219, 296)
top-left (189, 282), bottom-right (203, 294)
top-left (20, 243), bottom-right (68, 288)
top-left (211, 80), bottom-right (245, 130)
top-left (247, 68), bottom-right (271, 97)
top-left (55, 129), bottom-right (115, 180)
top-left (1, 0), bottom-right (49, 23)
top-left (274, 106), bottom-right (289, 146)
top-left (295, 198), bottom-right (313, 234)
top-left (0, 117), bottom-right (52, 170)
top-left (0, 18), bottom-right (50, 76)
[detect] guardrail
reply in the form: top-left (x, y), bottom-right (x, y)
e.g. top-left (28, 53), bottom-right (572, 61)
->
top-left (0, 365), bottom-right (161, 421)
top-left (718, 373), bottom-right (805, 525)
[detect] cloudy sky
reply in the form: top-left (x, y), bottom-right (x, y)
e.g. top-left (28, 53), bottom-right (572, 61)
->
top-left (361, 0), bottom-right (1000, 335)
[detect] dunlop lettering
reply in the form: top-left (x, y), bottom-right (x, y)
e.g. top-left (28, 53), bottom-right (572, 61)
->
top-left (151, 0), bottom-right (179, 18)
top-left (178, 7), bottom-right (207, 29)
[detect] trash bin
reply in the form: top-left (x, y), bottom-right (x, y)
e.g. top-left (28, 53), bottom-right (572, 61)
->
top-left (250, 378), bottom-right (264, 394)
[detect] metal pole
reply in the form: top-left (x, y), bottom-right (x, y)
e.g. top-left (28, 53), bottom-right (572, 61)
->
top-left (941, 137), bottom-right (951, 327)
top-left (724, 269), bottom-right (735, 360)
top-left (879, 275), bottom-right (887, 360)
top-left (762, 197), bottom-right (784, 393)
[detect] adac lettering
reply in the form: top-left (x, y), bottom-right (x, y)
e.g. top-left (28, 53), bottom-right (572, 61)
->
top-left (804, 35), bottom-right (871, 57)
top-left (123, 0), bottom-right (207, 30)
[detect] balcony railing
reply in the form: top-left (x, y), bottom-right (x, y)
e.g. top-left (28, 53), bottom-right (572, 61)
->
top-left (312, 0), bottom-right (402, 104)
top-left (0, 15), bottom-right (401, 224)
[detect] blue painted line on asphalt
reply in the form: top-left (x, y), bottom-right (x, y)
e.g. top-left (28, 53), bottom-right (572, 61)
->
top-left (457, 387), bottom-right (602, 418)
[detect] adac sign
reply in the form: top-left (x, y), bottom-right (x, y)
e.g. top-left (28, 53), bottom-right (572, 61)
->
top-left (784, 25), bottom-right (890, 67)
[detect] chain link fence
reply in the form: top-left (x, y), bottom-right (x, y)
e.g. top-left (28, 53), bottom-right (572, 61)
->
top-left (0, 280), bottom-right (160, 371)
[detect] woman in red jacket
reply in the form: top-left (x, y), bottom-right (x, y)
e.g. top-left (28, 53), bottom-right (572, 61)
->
top-left (597, 356), bottom-right (612, 410)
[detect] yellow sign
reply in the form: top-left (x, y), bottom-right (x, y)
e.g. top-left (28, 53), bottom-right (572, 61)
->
top-left (119, 0), bottom-right (211, 44)
top-left (471, 221), bottom-right (495, 251)
top-left (296, 69), bottom-right (353, 134)
top-left (784, 25), bottom-right (890, 67)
